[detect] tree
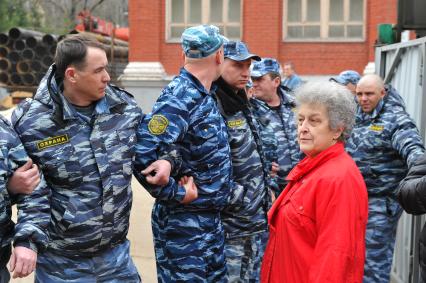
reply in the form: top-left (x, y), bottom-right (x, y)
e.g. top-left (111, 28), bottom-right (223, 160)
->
top-left (0, 0), bottom-right (44, 33)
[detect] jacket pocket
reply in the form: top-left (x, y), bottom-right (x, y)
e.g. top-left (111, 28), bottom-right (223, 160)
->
top-left (38, 144), bottom-right (82, 189)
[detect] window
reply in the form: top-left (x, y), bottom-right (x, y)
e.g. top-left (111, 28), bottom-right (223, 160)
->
top-left (166, 0), bottom-right (242, 41)
top-left (283, 0), bottom-right (365, 41)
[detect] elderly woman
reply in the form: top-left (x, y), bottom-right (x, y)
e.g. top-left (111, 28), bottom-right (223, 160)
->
top-left (261, 82), bottom-right (368, 283)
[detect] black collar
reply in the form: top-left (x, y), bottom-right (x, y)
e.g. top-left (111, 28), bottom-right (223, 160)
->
top-left (214, 77), bottom-right (249, 115)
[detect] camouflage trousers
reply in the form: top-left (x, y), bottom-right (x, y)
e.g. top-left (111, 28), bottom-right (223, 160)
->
top-left (225, 231), bottom-right (269, 283)
top-left (152, 202), bottom-right (227, 283)
top-left (0, 266), bottom-right (9, 283)
top-left (364, 197), bottom-right (402, 283)
top-left (35, 240), bottom-right (140, 283)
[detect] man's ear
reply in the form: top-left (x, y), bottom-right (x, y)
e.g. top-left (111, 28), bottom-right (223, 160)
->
top-left (273, 76), bottom-right (281, 88)
top-left (216, 49), bottom-right (224, 65)
top-left (64, 66), bottom-right (76, 83)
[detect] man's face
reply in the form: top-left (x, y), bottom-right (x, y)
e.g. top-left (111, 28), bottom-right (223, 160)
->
top-left (251, 74), bottom-right (280, 102)
top-left (283, 64), bottom-right (294, 78)
top-left (221, 58), bottom-right (251, 90)
top-left (73, 47), bottom-right (110, 103)
top-left (355, 79), bottom-right (385, 113)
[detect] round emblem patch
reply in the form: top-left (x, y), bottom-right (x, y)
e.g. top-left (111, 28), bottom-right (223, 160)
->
top-left (148, 114), bottom-right (169, 135)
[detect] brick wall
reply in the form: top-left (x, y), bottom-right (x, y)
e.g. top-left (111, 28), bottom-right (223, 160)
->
top-left (129, 0), bottom-right (398, 75)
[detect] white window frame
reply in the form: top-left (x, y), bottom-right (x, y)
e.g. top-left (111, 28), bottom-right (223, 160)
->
top-left (282, 0), bottom-right (366, 42)
top-left (165, 0), bottom-right (242, 42)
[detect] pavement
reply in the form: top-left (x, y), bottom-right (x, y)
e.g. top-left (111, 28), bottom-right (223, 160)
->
top-left (10, 178), bottom-right (158, 283)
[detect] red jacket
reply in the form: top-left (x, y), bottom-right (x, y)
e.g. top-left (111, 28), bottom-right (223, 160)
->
top-left (261, 142), bottom-right (368, 283)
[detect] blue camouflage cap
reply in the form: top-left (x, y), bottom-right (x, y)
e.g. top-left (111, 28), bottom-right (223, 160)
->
top-left (224, 41), bottom-right (261, 61)
top-left (181, 25), bottom-right (224, 58)
top-left (251, 58), bottom-right (281, 78)
top-left (330, 70), bottom-right (361, 85)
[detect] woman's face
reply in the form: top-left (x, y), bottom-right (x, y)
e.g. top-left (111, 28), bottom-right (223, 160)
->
top-left (297, 103), bottom-right (343, 158)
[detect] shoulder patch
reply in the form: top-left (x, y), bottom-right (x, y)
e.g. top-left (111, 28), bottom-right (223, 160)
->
top-left (37, 134), bottom-right (69, 150)
top-left (369, 124), bottom-right (384, 132)
top-left (227, 119), bottom-right (245, 128)
top-left (148, 114), bottom-right (169, 135)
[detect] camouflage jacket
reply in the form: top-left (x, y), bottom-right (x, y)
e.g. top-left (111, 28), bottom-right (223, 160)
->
top-left (346, 85), bottom-right (425, 198)
top-left (251, 86), bottom-right (300, 194)
top-left (0, 115), bottom-right (50, 263)
top-left (134, 68), bottom-right (238, 212)
top-left (11, 65), bottom-right (143, 257)
top-left (213, 77), bottom-right (272, 238)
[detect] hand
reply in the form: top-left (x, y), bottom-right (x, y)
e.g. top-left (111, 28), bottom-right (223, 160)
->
top-left (7, 246), bottom-right (37, 278)
top-left (178, 176), bottom-right (198, 204)
top-left (141, 160), bottom-right (171, 186)
top-left (7, 159), bottom-right (40, 195)
top-left (270, 189), bottom-right (276, 203)
top-left (270, 162), bottom-right (279, 178)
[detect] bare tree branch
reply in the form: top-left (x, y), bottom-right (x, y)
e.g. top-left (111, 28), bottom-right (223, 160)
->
top-left (41, 0), bottom-right (66, 15)
top-left (89, 0), bottom-right (106, 13)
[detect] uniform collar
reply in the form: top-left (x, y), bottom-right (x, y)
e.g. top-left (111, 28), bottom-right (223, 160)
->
top-left (277, 86), bottom-right (295, 107)
top-left (180, 67), bottom-right (217, 96)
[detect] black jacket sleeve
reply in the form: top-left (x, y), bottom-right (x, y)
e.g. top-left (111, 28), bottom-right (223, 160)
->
top-left (397, 152), bottom-right (426, 215)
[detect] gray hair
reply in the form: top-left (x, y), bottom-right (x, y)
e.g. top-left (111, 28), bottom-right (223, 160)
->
top-left (294, 81), bottom-right (356, 141)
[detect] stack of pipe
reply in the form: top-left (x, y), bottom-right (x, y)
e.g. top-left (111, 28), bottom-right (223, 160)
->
top-left (0, 27), bottom-right (129, 89)
top-left (0, 27), bottom-right (57, 88)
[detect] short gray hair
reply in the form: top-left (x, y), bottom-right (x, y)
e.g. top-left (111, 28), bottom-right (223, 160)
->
top-left (294, 81), bottom-right (356, 141)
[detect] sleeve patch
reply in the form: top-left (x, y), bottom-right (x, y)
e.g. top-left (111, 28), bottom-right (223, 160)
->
top-left (148, 114), bottom-right (169, 135)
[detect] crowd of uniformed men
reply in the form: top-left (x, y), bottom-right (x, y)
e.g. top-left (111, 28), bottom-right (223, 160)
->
top-left (0, 23), bottom-right (424, 283)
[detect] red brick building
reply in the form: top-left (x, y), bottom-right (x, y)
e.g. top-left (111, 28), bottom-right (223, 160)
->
top-left (128, 0), bottom-right (397, 76)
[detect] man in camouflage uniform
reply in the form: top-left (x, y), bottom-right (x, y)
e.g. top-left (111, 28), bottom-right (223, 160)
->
top-left (329, 70), bottom-right (361, 95)
top-left (11, 34), bottom-right (142, 282)
top-left (0, 117), bottom-right (49, 282)
top-left (346, 74), bottom-right (425, 283)
top-left (134, 25), bottom-right (242, 282)
top-left (213, 41), bottom-right (275, 281)
top-left (251, 58), bottom-right (300, 195)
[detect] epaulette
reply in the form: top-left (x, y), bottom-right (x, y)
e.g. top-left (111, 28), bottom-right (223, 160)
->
top-left (11, 98), bottom-right (33, 127)
top-left (110, 84), bottom-right (134, 98)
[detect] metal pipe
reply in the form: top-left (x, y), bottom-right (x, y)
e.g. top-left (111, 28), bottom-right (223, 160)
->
top-left (14, 39), bottom-right (26, 51)
top-left (36, 72), bottom-right (45, 82)
top-left (42, 34), bottom-right (58, 46)
top-left (10, 73), bottom-right (21, 85)
top-left (0, 46), bottom-right (9, 57)
top-left (49, 45), bottom-right (57, 56)
top-left (8, 27), bottom-right (45, 39)
top-left (103, 44), bottom-right (128, 58)
top-left (0, 33), bottom-right (8, 45)
top-left (0, 72), bottom-right (8, 84)
top-left (41, 55), bottom-right (53, 67)
top-left (25, 36), bottom-right (42, 48)
top-left (68, 30), bottom-right (128, 47)
top-left (31, 60), bottom-right (42, 72)
top-left (22, 73), bottom-right (35, 86)
top-left (22, 49), bottom-right (35, 60)
top-left (8, 51), bottom-right (20, 62)
top-left (0, 58), bottom-right (11, 71)
top-left (35, 45), bottom-right (47, 57)
top-left (17, 61), bottom-right (30, 73)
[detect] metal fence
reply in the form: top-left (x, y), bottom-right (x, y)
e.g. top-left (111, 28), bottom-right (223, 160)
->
top-left (375, 36), bottom-right (426, 283)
